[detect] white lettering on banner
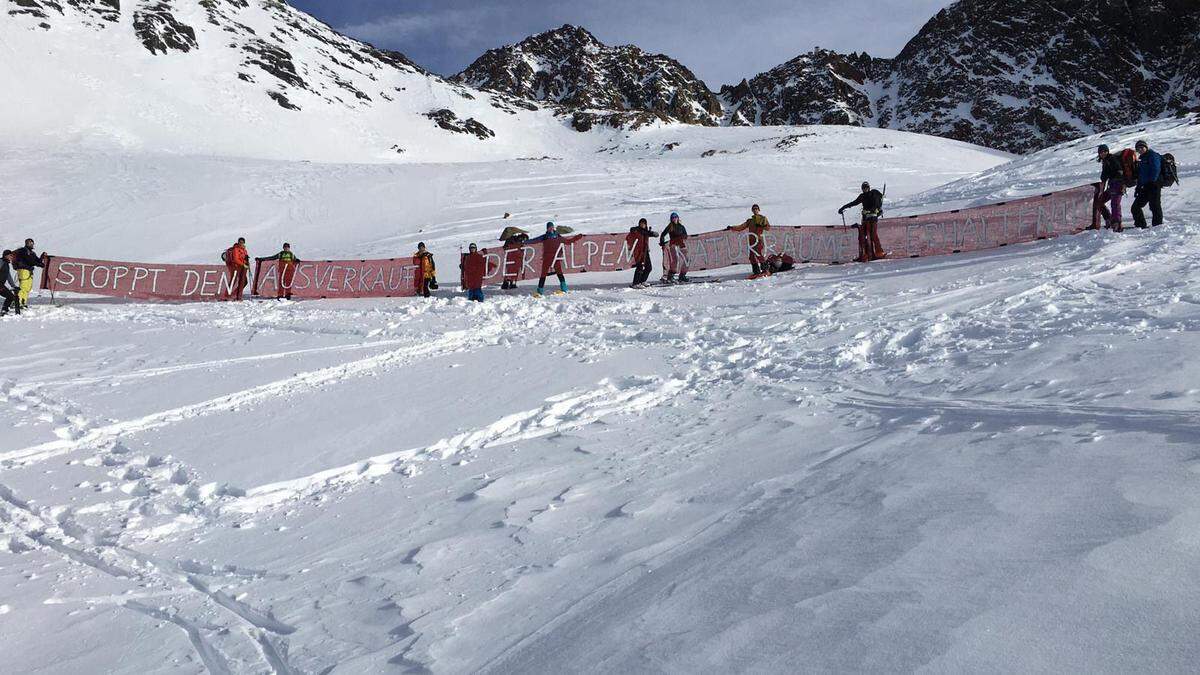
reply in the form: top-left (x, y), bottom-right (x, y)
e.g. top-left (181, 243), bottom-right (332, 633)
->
top-left (582, 240), bottom-right (599, 266)
top-left (521, 247), bottom-right (536, 276)
top-left (182, 270), bottom-right (200, 296)
top-left (259, 263), bottom-right (279, 292)
top-left (550, 243), bottom-right (569, 271)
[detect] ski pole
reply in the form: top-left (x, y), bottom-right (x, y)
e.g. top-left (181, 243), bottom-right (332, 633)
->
top-left (841, 212), bottom-right (847, 228)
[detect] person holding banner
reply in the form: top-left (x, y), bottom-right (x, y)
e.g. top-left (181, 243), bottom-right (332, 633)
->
top-left (499, 227), bottom-right (528, 290)
top-left (258, 243), bottom-right (301, 300)
top-left (221, 237), bottom-right (251, 301)
top-left (626, 218), bottom-right (659, 288)
top-left (840, 182), bottom-right (885, 262)
top-left (414, 242), bottom-right (438, 297)
top-left (12, 238), bottom-right (46, 309)
top-left (728, 204), bottom-right (772, 278)
top-left (1, 250), bottom-right (22, 316)
top-left (528, 222), bottom-right (574, 297)
top-left (659, 212), bottom-right (690, 283)
top-left (462, 243), bottom-right (487, 302)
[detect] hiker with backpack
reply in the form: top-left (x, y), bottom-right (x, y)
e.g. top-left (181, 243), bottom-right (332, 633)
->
top-left (222, 237), bottom-right (251, 301)
top-left (1131, 140), bottom-right (1165, 228)
top-left (839, 182), bottom-right (885, 261)
top-left (1096, 144), bottom-right (1126, 231)
top-left (498, 226), bottom-right (528, 290)
top-left (1, 249), bottom-right (22, 316)
top-left (413, 242), bottom-right (437, 297)
top-left (626, 218), bottom-right (658, 288)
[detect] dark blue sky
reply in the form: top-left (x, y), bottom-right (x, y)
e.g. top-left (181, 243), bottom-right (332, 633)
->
top-left (292, 0), bottom-right (954, 85)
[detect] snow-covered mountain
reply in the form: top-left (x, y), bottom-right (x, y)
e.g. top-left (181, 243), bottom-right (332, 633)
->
top-left (454, 25), bottom-right (724, 132)
top-left (460, 1), bottom-right (1200, 153)
top-left (0, 0), bottom-right (581, 161)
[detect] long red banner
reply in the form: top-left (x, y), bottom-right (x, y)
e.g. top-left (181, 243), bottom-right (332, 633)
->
top-left (41, 256), bottom-right (245, 301)
top-left (39, 185), bottom-right (1100, 301)
top-left (253, 258), bottom-right (422, 299)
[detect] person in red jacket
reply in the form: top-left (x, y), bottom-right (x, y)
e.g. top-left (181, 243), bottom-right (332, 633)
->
top-left (222, 237), bottom-right (250, 301)
top-left (461, 243), bottom-right (487, 302)
top-left (625, 218), bottom-right (658, 288)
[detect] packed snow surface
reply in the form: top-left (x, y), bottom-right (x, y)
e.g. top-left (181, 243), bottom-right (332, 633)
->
top-left (2, 119), bottom-right (1199, 673)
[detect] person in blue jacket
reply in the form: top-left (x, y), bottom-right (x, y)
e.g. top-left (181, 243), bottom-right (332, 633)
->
top-left (1131, 140), bottom-right (1164, 229)
top-left (528, 222), bottom-right (571, 296)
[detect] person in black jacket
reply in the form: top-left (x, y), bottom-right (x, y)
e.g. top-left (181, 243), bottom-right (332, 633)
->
top-left (12, 238), bottom-right (45, 309)
top-left (1095, 144), bottom-right (1126, 232)
top-left (659, 212), bottom-right (689, 283)
top-left (626, 218), bottom-right (659, 287)
top-left (0, 250), bottom-right (21, 316)
top-left (839, 183), bottom-right (884, 261)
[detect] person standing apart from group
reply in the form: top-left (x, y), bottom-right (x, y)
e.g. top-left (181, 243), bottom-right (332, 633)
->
top-left (461, 243), bottom-right (487, 302)
top-left (839, 182), bottom-right (885, 262)
top-left (1131, 140), bottom-right (1164, 229)
top-left (1095, 144), bottom-right (1126, 232)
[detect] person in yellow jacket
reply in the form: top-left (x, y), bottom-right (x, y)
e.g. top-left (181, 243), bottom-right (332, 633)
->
top-left (12, 238), bottom-right (46, 309)
top-left (728, 205), bottom-right (772, 277)
top-left (413, 242), bottom-right (437, 297)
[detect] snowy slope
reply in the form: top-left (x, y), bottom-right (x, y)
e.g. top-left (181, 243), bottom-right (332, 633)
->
top-left (3, 118), bottom-right (1200, 674)
top-left (0, 0), bottom-right (580, 162)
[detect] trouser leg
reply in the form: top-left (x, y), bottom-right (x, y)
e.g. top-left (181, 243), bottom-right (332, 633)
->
top-left (866, 219), bottom-right (883, 260)
top-left (1132, 187), bottom-right (1149, 228)
top-left (17, 269), bottom-right (32, 306)
top-left (1148, 184), bottom-right (1163, 226)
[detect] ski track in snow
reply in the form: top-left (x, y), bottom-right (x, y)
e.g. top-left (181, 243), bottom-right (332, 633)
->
top-left (2, 117), bottom-right (1199, 672)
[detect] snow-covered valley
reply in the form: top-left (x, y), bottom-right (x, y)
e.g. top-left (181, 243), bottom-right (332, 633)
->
top-left (2, 114), bottom-right (1199, 673)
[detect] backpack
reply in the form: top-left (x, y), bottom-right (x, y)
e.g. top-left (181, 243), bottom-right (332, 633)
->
top-left (221, 248), bottom-right (230, 263)
top-left (1160, 153), bottom-right (1179, 188)
top-left (1119, 148), bottom-right (1138, 184)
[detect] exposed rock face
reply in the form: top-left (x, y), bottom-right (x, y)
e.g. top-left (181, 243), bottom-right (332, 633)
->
top-left (458, 2), bottom-right (1200, 152)
top-left (455, 25), bottom-right (724, 129)
top-left (721, 49), bottom-right (884, 127)
top-left (426, 109), bottom-right (495, 140)
top-left (134, 2), bottom-right (198, 55)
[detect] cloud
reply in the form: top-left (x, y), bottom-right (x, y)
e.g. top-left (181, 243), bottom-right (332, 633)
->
top-left (338, 7), bottom-right (503, 49)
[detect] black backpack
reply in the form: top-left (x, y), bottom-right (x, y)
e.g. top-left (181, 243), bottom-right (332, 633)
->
top-left (1160, 153), bottom-right (1179, 188)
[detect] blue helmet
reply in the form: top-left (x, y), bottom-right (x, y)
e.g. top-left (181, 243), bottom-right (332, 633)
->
top-left (670, 212), bottom-right (680, 220)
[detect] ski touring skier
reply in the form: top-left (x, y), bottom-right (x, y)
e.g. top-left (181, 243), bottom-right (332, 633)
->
top-left (528, 222), bottom-right (578, 297)
top-left (1095, 144), bottom-right (1126, 232)
top-left (659, 212), bottom-right (689, 283)
top-left (461, 243), bottom-right (487, 302)
top-left (221, 237), bottom-right (251, 301)
top-left (12, 238), bottom-right (46, 309)
top-left (414, 242), bottom-right (437, 297)
top-left (728, 204), bottom-right (772, 278)
top-left (259, 242), bottom-right (301, 299)
top-left (626, 218), bottom-right (659, 288)
top-left (1131, 140), bottom-right (1164, 228)
top-left (840, 182), bottom-right (885, 262)
top-left (0, 249), bottom-right (22, 316)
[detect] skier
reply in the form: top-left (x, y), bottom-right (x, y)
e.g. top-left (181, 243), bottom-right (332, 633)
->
top-left (728, 204), bottom-right (772, 278)
top-left (0, 249), bottom-right (21, 316)
top-left (1131, 140), bottom-right (1164, 228)
top-left (413, 242), bottom-right (437, 297)
top-left (12, 238), bottom-right (46, 309)
top-left (839, 182), bottom-right (885, 261)
top-left (259, 242), bottom-right (301, 299)
top-left (659, 212), bottom-right (689, 283)
top-left (221, 237), bottom-right (251, 301)
top-left (1095, 144), bottom-right (1125, 232)
top-left (527, 222), bottom-right (578, 296)
top-left (498, 226), bottom-right (528, 289)
top-left (626, 218), bottom-right (658, 288)
top-left (461, 243), bottom-right (487, 302)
